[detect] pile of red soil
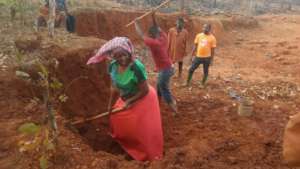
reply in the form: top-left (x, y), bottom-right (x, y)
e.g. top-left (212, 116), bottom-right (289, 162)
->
top-left (14, 32), bottom-right (110, 119)
top-left (221, 15), bottom-right (259, 30)
top-left (73, 9), bottom-right (224, 45)
top-left (9, 12), bottom-right (293, 169)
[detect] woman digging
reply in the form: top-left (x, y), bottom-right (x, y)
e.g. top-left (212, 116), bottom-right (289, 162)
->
top-left (87, 37), bottom-right (163, 161)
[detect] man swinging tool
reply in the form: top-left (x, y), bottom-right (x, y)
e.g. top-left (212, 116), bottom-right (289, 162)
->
top-left (134, 12), bottom-right (178, 116)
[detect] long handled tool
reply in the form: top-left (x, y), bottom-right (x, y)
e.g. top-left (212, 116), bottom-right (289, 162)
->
top-left (64, 108), bottom-right (123, 133)
top-left (69, 108), bottom-right (124, 126)
top-left (64, 89), bottom-right (121, 132)
top-left (125, 0), bottom-right (172, 27)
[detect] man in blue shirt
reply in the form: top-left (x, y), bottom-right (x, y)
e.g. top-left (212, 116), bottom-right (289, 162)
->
top-left (45, 0), bottom-right (68, 13)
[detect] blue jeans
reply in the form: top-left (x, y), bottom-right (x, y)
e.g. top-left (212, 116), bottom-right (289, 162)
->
top-left (157, 67), bottom-right (175, 104)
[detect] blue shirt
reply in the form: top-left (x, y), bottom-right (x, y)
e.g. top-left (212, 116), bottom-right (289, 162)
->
top-left (56, 0), bottom-right (66, 11)
top-left (45, 0), bottom-right (66, 11)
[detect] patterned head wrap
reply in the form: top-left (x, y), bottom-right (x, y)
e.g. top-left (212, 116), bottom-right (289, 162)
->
top-left (87, 37), bottom-right (134, 65)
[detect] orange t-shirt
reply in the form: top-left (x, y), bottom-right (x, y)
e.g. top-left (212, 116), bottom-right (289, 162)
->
top-left (194, 33), bottom-right (217, 58)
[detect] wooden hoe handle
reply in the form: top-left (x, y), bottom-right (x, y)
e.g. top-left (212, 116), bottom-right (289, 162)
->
top-left (125, 0), bottom-right (172, 27)
top-left (70, 108), bottom-right (123, 125)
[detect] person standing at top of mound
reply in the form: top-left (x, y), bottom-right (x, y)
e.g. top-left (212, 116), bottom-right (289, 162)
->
top-left (87, 37), bottom-right (163, 161)
top-left (134, 12), bottom-right (178, 116)
top-left (167, 17), bottom-right (189, 79)
top-left (185, 23), bottom-right (217, 88)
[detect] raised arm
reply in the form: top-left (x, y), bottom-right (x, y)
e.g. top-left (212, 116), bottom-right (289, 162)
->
top-left (167, 29), bottom-right (172, 53)
top-left (134, 19), bottom-right (144, 39)
top-left (151, 12), bottom-right (157, 27)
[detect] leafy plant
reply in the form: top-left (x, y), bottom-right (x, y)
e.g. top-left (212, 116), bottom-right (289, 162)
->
top-left (18, 123), bottom-right (55, 169)
top-left (18, 122), bottom-right (41, 134)
top-left (16, 58), bottom-right (67, 169)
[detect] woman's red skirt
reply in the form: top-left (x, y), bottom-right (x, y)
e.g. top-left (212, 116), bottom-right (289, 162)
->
top-left (110, 86), bottom-right (163, 161)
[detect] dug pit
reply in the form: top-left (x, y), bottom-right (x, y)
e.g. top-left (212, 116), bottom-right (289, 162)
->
top-left (73, 8), bottom-right (225, 44)
top-left (14, 31), bottom-right (124, 155)
top-left (14, 9), bottom-right (260, 159)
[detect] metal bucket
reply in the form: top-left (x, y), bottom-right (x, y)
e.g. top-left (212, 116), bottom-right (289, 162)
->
top-left (238, 97), bottom-right (253, 117)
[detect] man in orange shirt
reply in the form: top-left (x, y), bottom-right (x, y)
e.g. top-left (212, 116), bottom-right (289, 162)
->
top-left (186, 24), bottom-right (216, 87)
top-left (168, 17), bottom-right (188, 78)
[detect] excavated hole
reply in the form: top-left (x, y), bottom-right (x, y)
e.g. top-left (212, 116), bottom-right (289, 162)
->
top-left (76, 122), bottom-right (132, 159)
top-left (30, 8), bottom-right (231, 160)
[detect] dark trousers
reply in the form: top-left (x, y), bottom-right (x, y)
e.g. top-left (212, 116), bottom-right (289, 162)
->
top-left (177, 61), bottom-right (183, 76)
top-left (188, 57), bottom-right (212, 84)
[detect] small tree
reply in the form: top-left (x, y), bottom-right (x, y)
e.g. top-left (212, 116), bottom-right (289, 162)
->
top-left (48, 0), bottom-right (56, 37)
top-left (16, 54), bottom-right (67, 169)
top-left (10, 5), bottom-right (16, 21)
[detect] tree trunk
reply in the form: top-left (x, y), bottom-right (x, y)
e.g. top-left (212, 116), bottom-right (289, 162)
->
top-left (48, 0), bottom-right (56, 37)
top-left (180, 0), bottom-right (185, 12)
top-left (286, 0), bottom-right (293, 10)
top-left (248, 0), bottom-right (254, 15)
top-left (213, 0), bottom-right (217, 8)
top-left (10, 6), bottom-right (16, 21)
top-left (18, 0), bottom-right (26, 25)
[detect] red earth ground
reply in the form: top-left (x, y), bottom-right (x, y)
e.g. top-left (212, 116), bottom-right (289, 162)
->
top-left (1, 9), bottom-right (300, 169)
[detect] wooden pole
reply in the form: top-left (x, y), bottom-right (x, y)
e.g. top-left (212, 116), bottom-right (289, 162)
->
top-left (70, 112), bottom-right (109, 125)
top-left (70, 108), bottom-right (123, 125)
top-left (48, 0), bottom-right (56, 37)
top-left (125, 0), bottom-right (172, 27)
top-left (213, 0), bottom-right (217, 8)
top-left (180, 0), bottom-right (185, 12)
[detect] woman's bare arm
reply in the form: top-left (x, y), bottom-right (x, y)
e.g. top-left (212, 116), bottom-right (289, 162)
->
top-left (123, 81), bottom-right (149, 109)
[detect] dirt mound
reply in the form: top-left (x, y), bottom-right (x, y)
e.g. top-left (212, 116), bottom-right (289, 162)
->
top-left (232, 15), bottom-right (259, 28)
top-left (8, 11), bottom-right (300, 169)
top-left (73, 9), bottom-right (224, 45)
top-left (56, 48), bottom-right (111, 118)
top-left (220, 15), bottom-right (259, 30)
top-left (14, 32), bottom-right (110, 118)
top-left (15, 34), bottom-right (42, 52)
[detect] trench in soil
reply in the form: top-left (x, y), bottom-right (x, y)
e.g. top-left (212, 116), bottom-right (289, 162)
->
top-left (28, 9), bottom-right (265, 161)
